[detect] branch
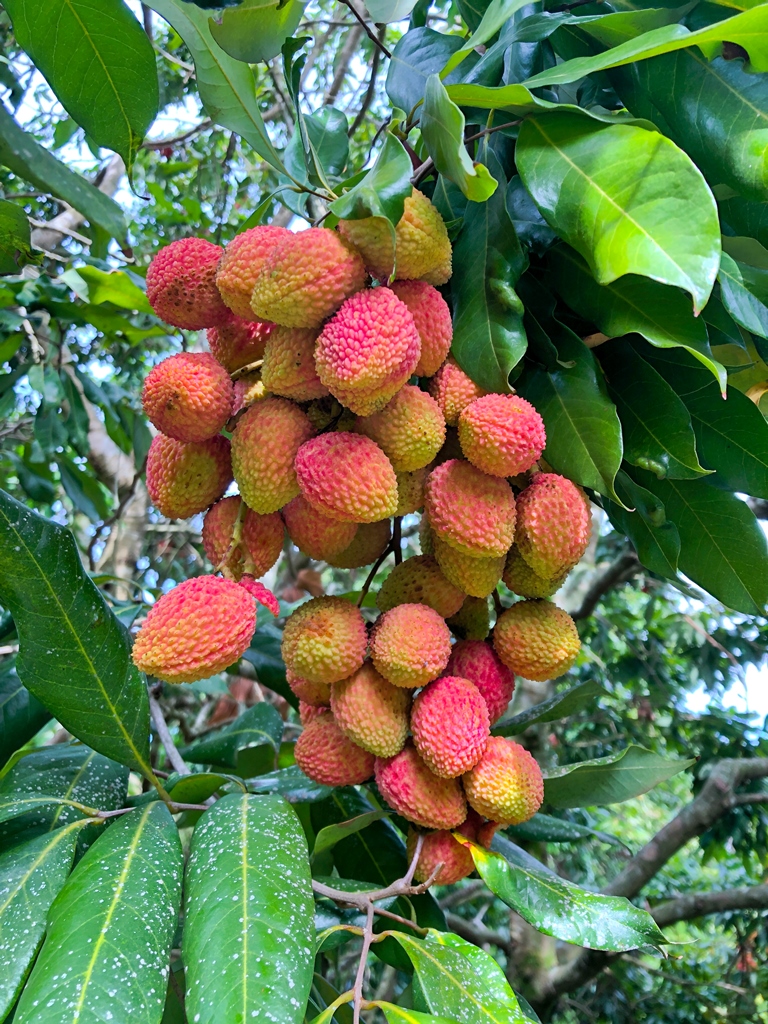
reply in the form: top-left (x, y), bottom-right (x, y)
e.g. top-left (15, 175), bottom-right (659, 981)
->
top-left (325, 23), bottom-right (365, 105)
top-left (445, 912), bottom-right (510, 951)
top-left (149, 695), bottom-right (191, 776)
top-left (571, 550), bottom-right (640, 621)
top-left (338, 0), bottom-right (392, 58)
top-left (652, 885), bottom-right (768, 928)
top-left (348, 25), bottom-right (386, 136)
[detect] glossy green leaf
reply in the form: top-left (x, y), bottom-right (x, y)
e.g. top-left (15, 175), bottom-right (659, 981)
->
top-left (0, 199), bottom-right (34, 274)
top-left (0, 490), bottom-right (153, 777)
top-left (0, 664), bottom-right (49, 766)
top-left (718, 251), bottom-right (768, 339)
top-left (548, 245), bottom-right (726, 392)
top-left (493, 680), bottom-right (604, 736)
top-left (605, 472), bottom-right (680, 579)
top-left (386, 28), bottom-right (465, 116)
top-left (180, 702), bottom-right (283, 777)
top-left (0, 819), bottom-right (85, 1021)
top-left (468, 835), bottom-right (667, 951)
top-left (3, 0), bottom-right (158, 175)
top-left (505, 812), bottom-right (624, 847)
top-left (373, 1004), bottom-right (459, 1024)
top-left (421, 76), bottom-right (497, 202)
top-left (210, 0), bottom-right (304, 63)
top-left (313, 810), bottom-right (387, 857)
top-left (15, 802), bottom-right (183, 1024)
top-left (243, 626), bottom-right (298, 710)
top-left (442, 0), bottom-right (532, 75)
top-left (544, 744), bottom-right (696, 807)
top-left (183, 793), bottom-right (314, 1024)
top-left (517, 112), bottom-right (720, 312)
top-left (0, 795), bottom-right (97, 829)
top-left (248, 764), bottom-right (333, 802)
top-left (330, 132), bottom-right (412, 226)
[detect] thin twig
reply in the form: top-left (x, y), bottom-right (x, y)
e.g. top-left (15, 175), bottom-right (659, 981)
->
top-left (230, 359), bottom-right (263, 381)
top-left (372, 905), bottom-right (428, 934)
top-left (149, 695), bottom-right (191, 776)
top-left (143, 120), bottom-right (211, 149)
top-left (411, 157), bottom-right (434, 186)
top-left (348, 26), bottom-right (386, 136)
top-left (392, 517), bottom-right (403, 566)
top-left (96, 801), bottom-right (209, 819)
top-left (338, 0), bottom-right (392, 57)
top-left (353, 903), bottom-right (374, 1024)
top-left (357, 541), bottom-right (395, 607)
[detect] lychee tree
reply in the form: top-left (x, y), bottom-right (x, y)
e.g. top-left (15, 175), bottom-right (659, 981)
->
top-left (1, 0), bottom-right (768, 1022)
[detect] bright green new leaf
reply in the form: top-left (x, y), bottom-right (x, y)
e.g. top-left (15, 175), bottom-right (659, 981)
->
top-left (493, 680), bottom-right (604, 736)
top-left (373, 1003), bottom-right (460, 1024)
top-left (210, 0), bottom-right (305, 63)
top-left (442, 0), bottom-right (534, 75)
top-left (544, 744), bottom-right (696, 807)
top-left (62, 265), bottom-right (154, 314)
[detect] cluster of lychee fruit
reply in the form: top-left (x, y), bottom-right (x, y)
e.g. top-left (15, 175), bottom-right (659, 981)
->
top-left (130, 188), bottom-right (592, 885)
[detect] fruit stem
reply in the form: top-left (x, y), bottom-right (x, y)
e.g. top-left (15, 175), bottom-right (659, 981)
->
top-left (392, 516), bottom-right (402, 565)
top-left (357, 538), bottom-right (395, 607)
top-left (230, 359), bottom-right (263, 381)
top-left (216, 499), bottom-right (248, 574)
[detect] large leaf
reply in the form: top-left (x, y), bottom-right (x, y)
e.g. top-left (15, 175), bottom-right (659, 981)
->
top-left (0, 663), bottom-right (49, 766)
top-left (468, 835), bottom-right (666, 951)
top-left (543, 744), bottom-right (696, 807)
top-left (179, 702), bottom-right (284, 777)
top-left (183, 793), bottom-right (314, 1024)
top-left (209, 0), bottom-right (305, 63)
top-left (493, 680), bottom-right (604, 736)
top-left (313, 810), bottom-right (387, 857)
top-left (0, 820), bottom-right (85, 1021)
top-left (248, 764), bottom-right (333, 802)
top-left (516, 111), bottom-right (720, 312)
top-left (0, 105), bottom-right (127, 245)
top-left (3, 0), bottom-right (158, 175)
top-left (386, 28), bottom-right (466, 116)
top-left (605, 472), bottom-right (681, 580)
top-left (330, 133), bottom-right (412, 231)
top-left (0, 489), bottom-right (153, 777)
top-left (442, 0), bottom-right (532, 74)
top-left (372, 1005), bottom-right (459, 1024)
top-left (718, 251), bottom-right (768, 339)
top-left (15, 802), bottom-right (183, 1024)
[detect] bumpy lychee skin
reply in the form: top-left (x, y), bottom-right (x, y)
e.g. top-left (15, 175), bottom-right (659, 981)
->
top-left (427, 358), bottom-right (487, 427)
top-left (395, 468), bottom-right (427, 516)
top-left (516, 474), bottom-right (592, 580)
top-left (406, 824), bottom-right (476, 885)
top-left (375, 742), bottom-right (466, 829)
top-left (338, 189), bottom-right (452, 284)
top-left (146, 237), bottom-right (231, 329)
top-left (446, 640), bottom-right (515, 723)
top-left (459, 394), bottom-right (546, 478)
top-left (425, 460), bottom-right (516, 558)
top-left (281, 596), bottom-right (367, 684)
top-left (446, 596), bottom-right (491, 641)
top-left (503, 545), bottom-right (568, 599)
top-left (389, 281), bottom-right (452, 377)
top-left (250, 228), bottom-right (366, 328)
top-left (282, 494), bottom-right (357, 562)
top-left (295, 712), bottom-right (375, 786)
top-left (231, 396), bottom-right (314, 514)
top-left (207, 316), bottom-right (273, 373)
top-left (215, 225), bottom-right (289, 320)
top-left (299, 701), bottom-right (328, 725)
top-left (331, 661), bottom-right (409, 757)
top-left (295, 432), bottom-right (398, 523)
top-left (132, 575), bottom-right (269, 683)
top-left (433, 535), bottom-right (505, 599)
top-left (355, 385), bottom-right (445, 473)
top-left (232, 373), bottom-right (266, 415)
top-left (411, 676), bottom-right (490, 778)
top-left (315, 288), bottom-right (421, 416)
top-left (463, 737), bottom-right (544, 825)
top-left (202, 496), bottom-right (284, 580)
top-left (376, 554), bottom-right (465, 619)
top-left (147, 434), bottom-right (232, 520)
top-left (261, 326), bottom-right (327, 402)
top-left (494, 600), bottom-right (580, 682)
top-left (327, 520), bottom-right (391, 569)
top-left (370, 603), bottom-right (451, 688)
top-left (287, 668), bottom-right (332, 708)
top-left (142, 352), bottom-right (233, 443)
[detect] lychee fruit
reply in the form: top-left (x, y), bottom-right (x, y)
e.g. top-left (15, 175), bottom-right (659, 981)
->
top-left (326, 520), bottom-right (391, 569)
top-left (294, 711), bottom-right (375, 786)
top-left (282, 494), bottom-right (358, 562)
top-left (494, 600), bottom-right (580, 681)
top-left (375, 742), bottom-right (466, 829)
top-left (427, 358), bottom-right (487, 427)
top-left (459, 393), bottom-right (546, 477)
top-left (295, 432), bottom-right (397, 523)
top-left (299, 701), bottom-right (328, 725)
top-left (202, 496), bottom-right (284, 580)
top-left (314, 288), bottom-right (421, 416)
top-left (146, 433), bottom-right (232, 520)
top-left (142, 352), bottom-right (233, 443)
top-left (146, 237), bottom-right (231, 329)
top-left (355, 384), bottom-right (445, 473)
top-left (261, 326), bottom-right (328, 402)
top-left (445, 640), bottom-right (515, 723)
top-left (515, 474), bottom-right (592, 580)
top-left (433, 534), bottom-right (505, 599)
top-left (389, 280), bottom-right (452, 377)
top-left (281, 596), bottom-right (367, 684)
top-left (215, 224), bottom-right (290, 320)
top-left (231, 396), bottom-right (314, 513)
top-left (376, 554), bottom-right (465, 619)
top-left (425, 460), bottom-right (516, 558)
top-left (207, 316), bottom-right (273, 373)
top-left (411, 676), bottom-right (490, 778)
top-left (503, 545), bottom-right (568, 598)
top-left (395, 468), bottom-right (428, 515)
top-left (287, 668), bottom-right (331, 708)
top-left (250, 228), bottom-right (366, 328)
top-left (446, 596), bottom-right (490, 641)
top-left (370, 603), bottom-right (451, 688)
top-left (406, 813), bottom-right (480, 884)
top-left (330, 661), bottom-right (409, 757)
top-left (338, 189), bottom-right (452, 284)
top-left (463, 737), bottom-right (544, 825)
top-left (132, 574), bottom-right (275, 683)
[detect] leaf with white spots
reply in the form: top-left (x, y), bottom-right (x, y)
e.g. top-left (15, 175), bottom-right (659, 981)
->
top-left (183, 793), bottom-right (315, 1024)
top-left (14, 802), bottom-right (183, 1024)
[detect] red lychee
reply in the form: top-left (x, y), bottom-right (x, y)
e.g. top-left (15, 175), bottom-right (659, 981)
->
top-left (295, 712), bottom-right (375, 786)
top-left (142, 352), bottom-right (233, 443)
top-left (375, 741), bottom-right (466, 829)
top-left (445, 639), bottom-right (515, 723)
top-left (411, 675), bottom-right (490, 778)
top-left (146, 433), bottom-right (232, 520)
top-left (146, 237), bottom-right (231, 329)
top-left (201, 496), bottom-right (284, 580)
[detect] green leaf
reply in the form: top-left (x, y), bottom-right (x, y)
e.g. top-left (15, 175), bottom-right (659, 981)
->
top-left (517, 111), bottom-right (720, 312)
top-left (548, 245), bottom-right (726, 392)
top-left (0, 489), bottom-right (153, 776)
top-left (0, 199), bottom-right (34, 274)
top-left (0, 664), bottom-right (49, 766)
top-left (0, 795), bottom-right (98, 829)
top-left (145, 0), bottom-right (285, 174)
top-left (505, 813), bottom-right (625, 847)
top-left (313, 810), bottom-right (387, 857)
top-left (493, 680), bottom-right (604, 736)
top-left (718, 251), bottom-right (768, 339)
top-left (183, 793), bottom-right (314, 1024)
top-left (365, 0), bottom-right (418, 21)
top-left (15, 803), bottom-right (183, 1024)
top-left (0, 820), bottom-right (85, 1021)
top-left (248, 764), bottom-right (333, 802)
top-left (330, 132), bottom-right (412, 224)
top-left (0, 105), bottom-right (127, 245)
top-left (179, 702), bottom-right (283, 777)
top-left (468, 835), bottom-right (667, 951)
top-left (605, 473), bottom-right (681, 580)
top-left (61, 265), bottom-right (154, 314)
top-left (386, 28), bottom-right (466, 116)
top-left (3, 0), bottom-right (158, 175)
top-left (243, 626), bottom-right (298, 710)
top-left (372, 1004), bottom-right (459, 1024)
top-left (209, 0), bottom-right (305, 63)
top-left (420, 75), bottom-right (498, 202)
top-left (543, 744), bottom-right (696, 807)
top-left (442, 0), bottom-right (532, 76)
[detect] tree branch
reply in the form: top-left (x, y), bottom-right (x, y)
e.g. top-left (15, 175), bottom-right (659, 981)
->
top-left (337, 0), bottom-right (392, 58)
top-left (571, 551), bottom-right (640, 620)
top-left (445, 912), bottom-right (510, 951)
top-left (149, 695), bottom-right (191, 776)
top-left (652, 885), bottom-right (768, 928)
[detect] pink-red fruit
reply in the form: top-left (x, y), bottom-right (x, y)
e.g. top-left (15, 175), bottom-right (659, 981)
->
top-left (494, 600), bottom-right (580, 682)
top-left (516, 474), bottom-right (591, 580)
top-left (370, 603), bottom-right (451, 688)
top-left (331, 662), bottom-right (409, 758)
top-left (459, 394), bottom-right (546, 477)
top-left (202, 496), bottom-right (284, 580)
top-left (376, 554), bottom-right (465, 619)
top-left (287, 668), bottom-right (331, 708)
top-left (375, 742), bottom-right (466, 829)
top-left (215, 225), bottom-right (289, 320)
top-left (207, 316), bottom-right (273, 373)
top-left (389, 281), bottom-right (452, 377)
top-left (406, 823), bottom-right (476, 885)
top-left (463, 737), bottom-right (544, 825)
top-left (261, 327), bottom-right (327, 402)
top-left (326, 520), bottom-right (391, 569)
top-left (146, 434), bottom-right (231, 519)
top-left (445, 640), bottom-right (515, 723)
top-left (146, 237), bottom-right (231, 329)
top-left (282, 495), bottom-right (358, 561)
top-left (281, 596), bottom-right (367, 684)
top-left (295, 432), bottom-right (397, 523)
top-left (411, 676), bottom-right (490, 778)
top-left (425, 459), bottom-right (516, 557)
top-left (142, 352), bottom-right (233, 443)
top-left (295, 712), bottom-right (375, 786)
top-left (427, 358), bottom-right (486, 426)
top-left (355, 385), bottom-right (445, 472)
